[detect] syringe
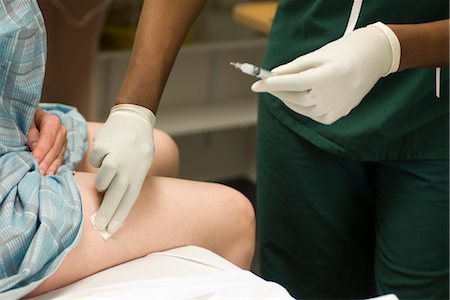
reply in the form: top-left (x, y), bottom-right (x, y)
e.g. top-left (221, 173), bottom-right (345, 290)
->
top-left (230, 62), bottom-right (274, 79)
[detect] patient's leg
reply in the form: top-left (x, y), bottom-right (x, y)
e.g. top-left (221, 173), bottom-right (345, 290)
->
top-left (28, 173), bottom-right (255, 297)
top-left (77, 122), bottom-right (180, 177)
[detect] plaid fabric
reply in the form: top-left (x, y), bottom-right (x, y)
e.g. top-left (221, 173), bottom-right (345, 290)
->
top-left (0, 1), bottom-right (87, 298)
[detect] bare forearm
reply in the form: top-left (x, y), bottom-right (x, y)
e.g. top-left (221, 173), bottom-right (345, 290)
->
top-left (116, 0), bottom-right (207, 113)
top-left (388, 19), bottom-right (449, 72)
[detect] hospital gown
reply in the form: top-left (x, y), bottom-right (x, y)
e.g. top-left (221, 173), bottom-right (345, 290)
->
top-left (0, 1), bottom-right (87, 298)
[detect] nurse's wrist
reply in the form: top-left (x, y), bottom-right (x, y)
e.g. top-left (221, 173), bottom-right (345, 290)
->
top-left (386, 20), bottom-right (449, 72)
top-left (368, 22), bottom-right (401, 76)
top-left (110, 104), bottom-right (156, 128)
top-left (114, 96), bottom-right (158, 116)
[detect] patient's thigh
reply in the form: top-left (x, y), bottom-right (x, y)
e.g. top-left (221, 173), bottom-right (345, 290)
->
top-left (28, 171), bottom-right (254, 297)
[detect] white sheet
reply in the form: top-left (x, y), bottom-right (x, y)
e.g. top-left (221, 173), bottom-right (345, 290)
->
top-left (30, 246), bottom-right (399, 299)
top-left (30, 246), bottom-right (294, 299)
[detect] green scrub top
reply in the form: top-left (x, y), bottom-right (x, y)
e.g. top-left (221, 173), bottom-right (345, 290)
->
top-left (260, 0), bottom-right (449, 161)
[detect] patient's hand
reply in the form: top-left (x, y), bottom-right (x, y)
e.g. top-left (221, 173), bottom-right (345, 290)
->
top-left (28, 106), bottom-right (68, 175)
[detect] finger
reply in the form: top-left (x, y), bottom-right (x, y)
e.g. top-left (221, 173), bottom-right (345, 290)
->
top-left (272, 91), bottom-right (314, 115)
top-left (60, 135), bottom-right (67, 160)
top-left (27, 120), bottom-right (39, 152)
top-left (33, 114), bottom-right (60, 164)
top-left (271, 91), bottom-right (327, 119)
top-left (89, 142), bottom-right (107, 168)
top-left (46, 155), bottom-right (63, 175)
top-left (318, 106), bottom-right (353, 125)
top-left (251, 69), bottom-right (318, 93)
top-left (269, 91), bottom-right (315, 107)
top-left (106, 184), bottom-right (141, 234)
top-left (40, 126), bottom-right (67, 175)
top-left (46, 138), bottom-right (67, 175)
top-left (271, 50), bottom-right (323, 74)
top-left (251, 80), bottom-right (264, 92)
top-left (316, 112), bottom-right (340, 125)
top-left (95, 176), bottom-right (128, 231)
top-left (95, 153), bottom-right (119, 192)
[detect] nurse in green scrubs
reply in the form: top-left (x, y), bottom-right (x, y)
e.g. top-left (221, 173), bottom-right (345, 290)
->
top-left (252, 0), bottom-right (449, 299)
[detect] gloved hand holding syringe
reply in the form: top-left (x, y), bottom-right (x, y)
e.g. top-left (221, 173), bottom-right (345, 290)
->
top-left (230, 62), bottom-right (275, 79)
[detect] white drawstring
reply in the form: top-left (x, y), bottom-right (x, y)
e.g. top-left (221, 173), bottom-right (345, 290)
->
top-left (435, 67), bottom-right (441, 98)
top-left (344, 0), bottom-right (363, 36)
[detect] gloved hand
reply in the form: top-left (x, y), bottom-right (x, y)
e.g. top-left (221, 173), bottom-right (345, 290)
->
top-left (89, 103), bottom-right (156, 234)
top-left (251, 22), bottom-right (401, 125)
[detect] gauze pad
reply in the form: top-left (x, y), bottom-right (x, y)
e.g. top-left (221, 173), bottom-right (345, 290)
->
top-left (90, 213), bottom-right (113, 240)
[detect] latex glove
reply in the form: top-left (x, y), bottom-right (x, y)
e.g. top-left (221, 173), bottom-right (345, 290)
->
top-left (89, 104), bottom-right (156, 234)
top-left (252, 22), bottom-right (401, 125)
top-left (28, 106), bottom-right (67, 175)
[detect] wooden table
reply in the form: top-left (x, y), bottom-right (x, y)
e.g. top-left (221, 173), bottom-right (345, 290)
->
top-left (232, 1), bottom-right (278, 34)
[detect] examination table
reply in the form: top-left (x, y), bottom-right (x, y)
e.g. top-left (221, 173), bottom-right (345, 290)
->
top-left (30, 246), bottom-right (294, 299)
top-left (29, 246), bottom-right (400, 299)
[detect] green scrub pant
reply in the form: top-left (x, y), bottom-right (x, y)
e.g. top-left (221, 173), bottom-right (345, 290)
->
top-left (256, 105), bottom-right (449, 299)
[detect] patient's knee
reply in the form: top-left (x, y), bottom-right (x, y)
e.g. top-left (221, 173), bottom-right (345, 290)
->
top-left (151, 129), bottom-right (180, 177)
top-left (222, 186), bottom-right (256, 270)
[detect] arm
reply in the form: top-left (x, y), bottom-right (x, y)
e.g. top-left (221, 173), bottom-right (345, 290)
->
top-left (89, 0), bottom-right (207, 234)
top-left (251, 19), bottom-right (449, 125)
top-left (389, 19), bottom-right (449, 71)
top-left (116, 0), bottom-right (207, 113)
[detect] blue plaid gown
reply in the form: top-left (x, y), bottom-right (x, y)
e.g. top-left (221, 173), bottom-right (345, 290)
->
top-left (0, 1), bottom-right (87, 298)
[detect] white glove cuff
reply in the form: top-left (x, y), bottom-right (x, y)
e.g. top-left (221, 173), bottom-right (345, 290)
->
top-left (110, 104), bottom-right (156, 127)
top-left (370, 22), bottom-right (401, 76)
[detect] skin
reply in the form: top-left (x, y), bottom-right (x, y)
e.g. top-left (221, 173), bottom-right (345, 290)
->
top-left (28, 106), bottom-right (68, 175)
top-left (26, 122), bottom-right (256, 298)
top-left (388, 19), bottom-right (449, 71)
top-left (115, 0), bottom-right (207, 113)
